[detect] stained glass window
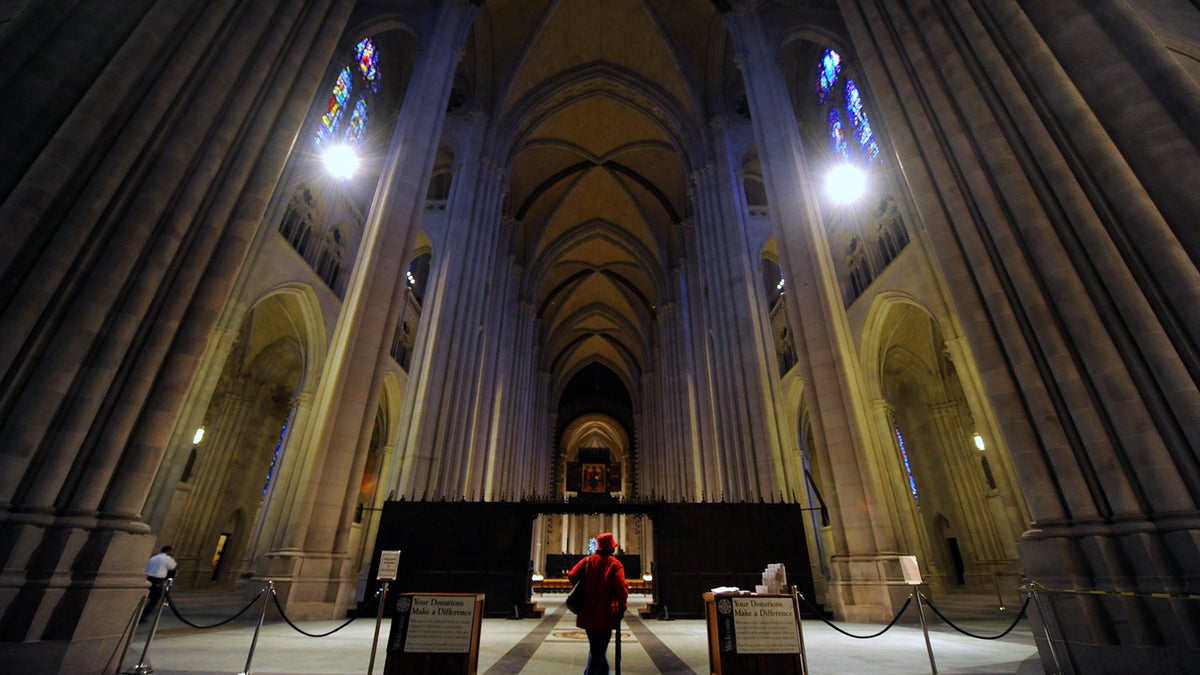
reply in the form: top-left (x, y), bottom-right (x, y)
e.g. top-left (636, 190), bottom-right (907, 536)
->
top-left (844, 80), bottom-right (880, 162)
top-left (355, 38), bottom-right (380, 92)
top-left (894, 422), bottom-right (919, 499)
top-left (346, 97), bottom-right (369, 147)
top-left (316, 66), bottom-right (353, 149)
top-left (816, 48), bottom-right (841, 103)
top-left (314, 39), bottom-right (382, 151)
top-left (815, 48), bottom-right (880, 164)
top-left (263, 420), bottom-right (287, 495)
top-left (828, 109), bottom-right (850, 161)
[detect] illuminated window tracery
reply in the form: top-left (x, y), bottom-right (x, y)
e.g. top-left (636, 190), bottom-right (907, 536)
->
top-left (314, 38), bottom-right (381, 151)
top-left (815, 48), bottom-right (880, 164)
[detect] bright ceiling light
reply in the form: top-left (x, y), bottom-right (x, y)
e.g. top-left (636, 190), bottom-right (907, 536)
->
top-left (322, 144), bottom-right (359, 179)
top-left (825, 163), bottom-right (867, 204)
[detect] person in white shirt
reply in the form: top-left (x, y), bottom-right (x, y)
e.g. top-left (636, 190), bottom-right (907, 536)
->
top-left (140, 545), bottom-right (177, 623)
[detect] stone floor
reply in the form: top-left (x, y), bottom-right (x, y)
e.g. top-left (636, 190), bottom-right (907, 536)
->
top-left (120, 592), bottom-right (1045, 674)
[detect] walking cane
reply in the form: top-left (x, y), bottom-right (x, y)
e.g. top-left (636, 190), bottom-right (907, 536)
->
top-left (614, 615), bottom-right (622, 675)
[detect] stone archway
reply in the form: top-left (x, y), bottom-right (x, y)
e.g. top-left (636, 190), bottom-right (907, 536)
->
top-left (153, 291), bottom-right (319, 591)
top-left (865, 297), bottom-right (1026, 594)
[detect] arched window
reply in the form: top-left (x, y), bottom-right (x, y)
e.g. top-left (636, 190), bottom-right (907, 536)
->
top-left (314, 38), bottom-right (382, 151)
top-left (815, 49), bottom-right (841, 104)
top-left (315, 228), bottom-right (345, 291)
top-left (262, 420), bottom-right (287, 495)
top-left (406, 253), bottom-right (431, 305)
top-left (815, 48), bottom-right (880, 164)
top-left (391, 319), bottom-right (414, 370)
top-left (845, 237), bottom-right (874, 303)
top-left (761, 257), bottom-right (784, 308)
top-left (279, 186), bottom-right (316, 256)
top-left (743, 176), bottom-right (769, 216)
top-left (894, 420), bottom-right (919, 500)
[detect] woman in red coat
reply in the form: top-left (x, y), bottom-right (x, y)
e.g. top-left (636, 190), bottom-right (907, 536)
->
top-left (568, 532), bottom-right (629, 675)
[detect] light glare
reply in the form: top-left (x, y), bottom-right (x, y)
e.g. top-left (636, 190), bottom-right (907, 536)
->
top-left (322, 144), bottom-right (359, 179)
top-left (825, 164), bottom-right (867, 203)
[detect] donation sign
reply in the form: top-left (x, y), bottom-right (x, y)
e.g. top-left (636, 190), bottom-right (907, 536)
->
top-left (714, 595), bottom-right (801, 654)
top-left (391, 594), bottom-right (477, 653)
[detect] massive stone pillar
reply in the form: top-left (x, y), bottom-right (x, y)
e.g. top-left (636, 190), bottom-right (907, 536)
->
top-left (724, 1), bottom-right (911, 622)
top-left (391, 110), bottom-right (508, 501)
top-left (0, 1), bottom-right (353, 670)
top-left (259, 0), bottom-right (479, 618)
top-left (683, 138), bottom-right (795, 503)
top-left (837, 0), bottom-right (1200, 669)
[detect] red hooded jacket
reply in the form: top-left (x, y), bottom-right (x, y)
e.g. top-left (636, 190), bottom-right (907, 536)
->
top-left (567, 552), bottom-right (629, 630)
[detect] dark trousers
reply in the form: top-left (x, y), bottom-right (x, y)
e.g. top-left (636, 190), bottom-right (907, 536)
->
top-left (584, 628), bottom-right (612, 675)
top-left (141, 576), bottom-right (166, 622)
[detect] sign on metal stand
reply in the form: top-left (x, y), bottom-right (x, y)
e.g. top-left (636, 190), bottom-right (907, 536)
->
top-left (368, 550), bottom-right (401, 675)
top-left (378, 550), bottom-right (402, 581)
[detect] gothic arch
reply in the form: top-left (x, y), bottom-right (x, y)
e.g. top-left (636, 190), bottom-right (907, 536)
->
top-left (495, 62), bottom-right (705, 172)
top-left (861, 293), bottom-right (1025, 592)
top-left (858, 291), bottom-right (936, 399)
top-left (148, 285), bottom-right (329, 590)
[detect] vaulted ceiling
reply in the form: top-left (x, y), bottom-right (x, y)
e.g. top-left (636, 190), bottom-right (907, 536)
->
top-left (465, 0), bottom-right (732, 410)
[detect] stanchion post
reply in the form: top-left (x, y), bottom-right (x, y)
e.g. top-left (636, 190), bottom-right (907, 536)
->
top-left (125, 578), bottom-right (173, 674)
top-left (238, 580), bottom-right (273, 675)
top-left (913, 590), bottom-right (937, 675)
top-left (900, 555), bottom-right (937, 675)
top-left (1028, 582), bottom-right (1064, 675)
top-left (117, 595), bottom-right (148, 674)
top-left (367, 581), bottom-right (389, 675)
top-left (791, 586), bottom-right (809, 675)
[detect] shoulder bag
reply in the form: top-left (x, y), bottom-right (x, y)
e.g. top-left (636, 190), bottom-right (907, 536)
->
top-left (566, 559), bottom-right (587, 613)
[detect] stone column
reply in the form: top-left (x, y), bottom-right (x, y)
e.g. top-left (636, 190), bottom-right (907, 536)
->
top-left (866, 399), bottom-right (928, 558)
top-left (724, 1), bottom-right (907, 621)
top-left (942, 335), bottom-right (1027, 556)
top-left (686, 151), bottom-right (792, 503)
top-left (926, 401), bottom-right (1007, 571)
top-left (261, 0), bottom-right (479, 618)
top-left (0, 1), bottom-right (352, 670)
top-left (838, 0), bottom-right (1200, 666)
top-left (392, 116), bottom-right (506, 500)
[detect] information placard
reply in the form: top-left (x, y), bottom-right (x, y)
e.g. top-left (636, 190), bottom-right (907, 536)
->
top-left (706, 592), bottom-right (808, 674)
top-left (392, 595), bottom-right (478, 653)
top-left (714, 596), bottom-right (801, 654)
top-left (378, 550), bottom-right (402, 580)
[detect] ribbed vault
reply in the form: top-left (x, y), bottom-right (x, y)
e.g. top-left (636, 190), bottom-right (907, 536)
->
top-left (475, 0), bottom-right (721, 411)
